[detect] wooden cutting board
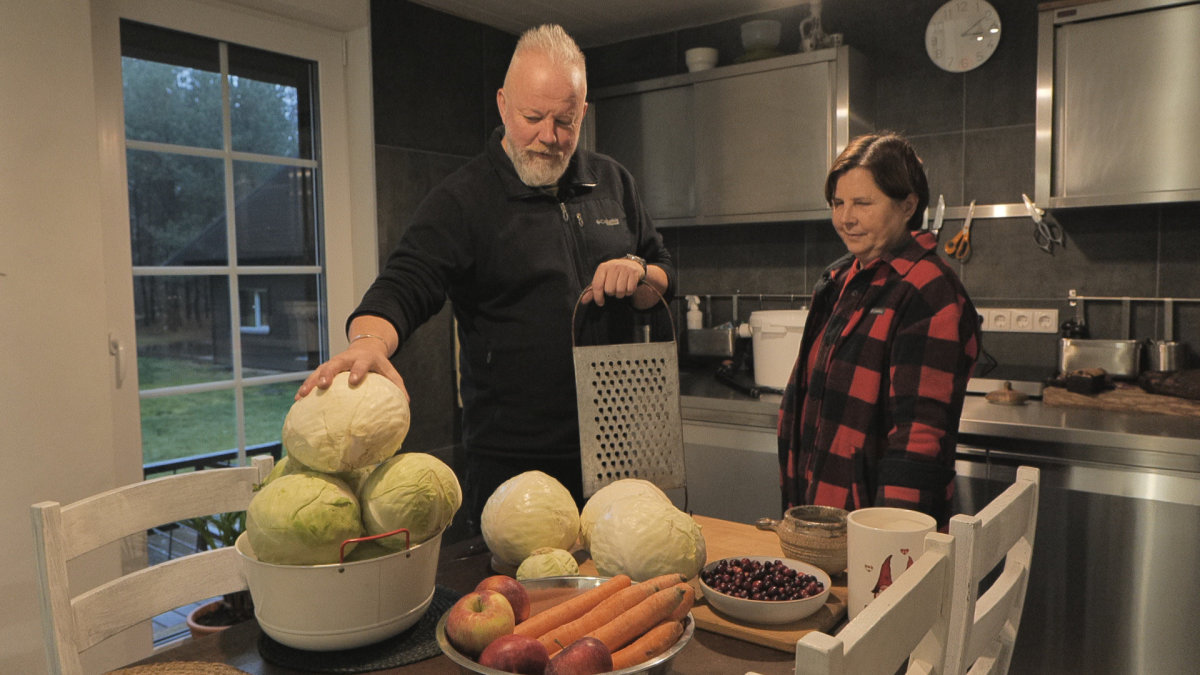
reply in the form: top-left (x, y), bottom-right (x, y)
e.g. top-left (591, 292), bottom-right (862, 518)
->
top-left (578, 515), bottom-right (847, 652)
top-left (1044, 384), bottom-right (1200, 417)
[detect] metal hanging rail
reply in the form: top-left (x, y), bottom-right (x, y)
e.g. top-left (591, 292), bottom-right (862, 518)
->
top-left (1067, 290), bottom-right (1200, 340)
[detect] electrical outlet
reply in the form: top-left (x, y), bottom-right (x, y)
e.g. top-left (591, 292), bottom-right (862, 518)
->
top-left (981, 307), bottom-right (1059, 333)
top-left (1012, 309), bottom-right (1033, 332)
top-left (1033, 309), bottom-right (1059, 333)
top-left (979, 310), bottom-right (991, 331)
top-left (990, 309), bottom-right (1012, 332)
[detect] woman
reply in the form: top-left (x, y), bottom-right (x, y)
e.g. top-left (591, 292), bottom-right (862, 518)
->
top-left (778, 132), bottom-right (980, 528)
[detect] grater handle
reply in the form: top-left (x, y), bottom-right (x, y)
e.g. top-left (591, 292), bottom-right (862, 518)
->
top-left (571, 281), bottom-right (677, 348)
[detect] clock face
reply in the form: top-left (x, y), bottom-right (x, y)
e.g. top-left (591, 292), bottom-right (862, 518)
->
top-left (926, 0), bottom-right (1002, 73)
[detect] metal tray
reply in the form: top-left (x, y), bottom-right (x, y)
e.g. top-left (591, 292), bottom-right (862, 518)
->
top-left (1059, 338), bottom-right (1141, 378)
top-left (436, 576), bottom-right (695, 674)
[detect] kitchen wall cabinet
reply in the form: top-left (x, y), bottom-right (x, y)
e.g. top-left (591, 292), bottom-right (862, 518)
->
top-left (1036, 0), bottom-right (1200, 208)
top-left (593, 84), bottom-right (695, 220)
top-left (587, 47), bottom-right (873, 227)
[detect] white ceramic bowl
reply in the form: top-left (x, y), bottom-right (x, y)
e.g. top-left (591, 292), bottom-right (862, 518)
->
top-left (741, 20), bottom-right (782, 51)
top-left (437, 576), bottom-right (694, 674)
top-left (699, 556), bottom-right (831, 625)
top-left (685, 47), bottom-right (719, 72)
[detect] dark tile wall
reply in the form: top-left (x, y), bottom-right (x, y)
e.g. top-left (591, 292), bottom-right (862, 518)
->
top-left (369, 1), bottom-right (516, 453)
top-left (583, 0), bottom-right (1200, 377)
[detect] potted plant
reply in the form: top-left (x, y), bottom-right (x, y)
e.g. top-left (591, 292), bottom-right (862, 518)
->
top-left (184, 510), bottom-right (255, 637)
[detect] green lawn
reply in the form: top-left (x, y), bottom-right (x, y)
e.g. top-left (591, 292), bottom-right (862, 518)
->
top-left (139, 357), bottom-right (297, 464)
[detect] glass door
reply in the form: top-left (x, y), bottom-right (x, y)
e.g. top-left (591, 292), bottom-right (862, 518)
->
top-left (120, 20), bottom-right (325, 466)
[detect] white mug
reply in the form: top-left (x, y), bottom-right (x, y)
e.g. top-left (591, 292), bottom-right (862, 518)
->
top-left (846, 507), bottom-right (936, 618)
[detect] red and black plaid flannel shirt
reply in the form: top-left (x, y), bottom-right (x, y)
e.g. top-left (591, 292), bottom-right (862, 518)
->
top-left (777, 231), bottom-right (980, 528)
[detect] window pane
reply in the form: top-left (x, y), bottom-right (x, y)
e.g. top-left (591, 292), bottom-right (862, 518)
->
top-left (229, 44), bottom-right (315, 159)
top-left (239, 275), bottom-right (323, 374)
top-left (135, 276), bottom-right (233, 388)
top-left (127, 149), bottom-right (227, 266)
top-left (244, 382), bottom-right (297, 447)
top-left (121, 21), bottom-right (221, 149)
top-left (140, 389), bottom-right (236, 463)
top-left (234, 162), bottom-right (317, 265)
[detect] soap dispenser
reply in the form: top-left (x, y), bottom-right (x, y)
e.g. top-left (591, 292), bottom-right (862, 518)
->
top-left (685, 295), bottom-right (703, 330)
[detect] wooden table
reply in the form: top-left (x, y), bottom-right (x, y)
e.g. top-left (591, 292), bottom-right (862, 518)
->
top-left (131, 517), bottom-right (845, 674)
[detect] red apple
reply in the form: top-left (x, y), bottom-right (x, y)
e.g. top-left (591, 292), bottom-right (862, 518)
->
top-left (475, 574), bottom-right (532, 623)
top-left (444, 589), bottom-right (515, 657)
top-left (478, 633), bottom-right (550, 674)
top-left (544, 636), bottom-right (612, 675)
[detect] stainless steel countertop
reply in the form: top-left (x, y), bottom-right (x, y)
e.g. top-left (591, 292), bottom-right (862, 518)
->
top-left (679, 369), bottom-right (1200, 474)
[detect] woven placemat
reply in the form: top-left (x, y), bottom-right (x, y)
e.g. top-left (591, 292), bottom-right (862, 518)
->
top-left (257, 585), bottom-right (460, 673)
top-left (111, 663), bottom-right (249, 674)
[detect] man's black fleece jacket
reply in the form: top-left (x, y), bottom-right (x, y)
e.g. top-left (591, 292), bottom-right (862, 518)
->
top-left (351, 127), bottom-right (676, 462)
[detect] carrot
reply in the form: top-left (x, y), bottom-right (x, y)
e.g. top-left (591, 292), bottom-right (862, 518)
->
top-left (513, 574), bottom-right (632, 638)
top-left (666, 583), bottom-right (695, 622)
top-left (609, 619), bottom-right (684, 670)
top-left (539, 573), bottom-right (687, 654)
top-left (585, 582), bottom-right (688, 652)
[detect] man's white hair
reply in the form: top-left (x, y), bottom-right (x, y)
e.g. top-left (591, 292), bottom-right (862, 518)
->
top-left (507, 24), bottom-right (587, 88)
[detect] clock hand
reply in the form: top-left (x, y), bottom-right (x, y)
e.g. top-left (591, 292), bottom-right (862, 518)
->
top-left (960, 15), bottom-right (988, 37)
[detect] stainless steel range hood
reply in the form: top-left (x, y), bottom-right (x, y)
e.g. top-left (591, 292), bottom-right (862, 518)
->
top-left (1035, 0), bottom-right (1200, 208)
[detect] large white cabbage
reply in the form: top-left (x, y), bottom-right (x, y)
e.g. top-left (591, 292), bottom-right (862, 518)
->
top-left (481, 471), bottom-right (580, 568)
top-left (588, 495), bottom-right (706, 582)
top-left (246, 471), bottom-right (364, 565)
top-left (281, 372), bottom-right (409, 473)
top-left (579, 479), bottom-right (672, 550)
top-left (358, 452), bottom-right (461, 547)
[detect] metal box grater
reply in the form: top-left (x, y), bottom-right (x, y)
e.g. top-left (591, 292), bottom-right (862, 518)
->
top-left (571, 288), bottom-right (686, 497)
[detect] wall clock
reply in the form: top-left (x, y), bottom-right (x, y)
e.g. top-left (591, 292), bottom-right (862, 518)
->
top-left (925, 0), bottom-right (1002, 73)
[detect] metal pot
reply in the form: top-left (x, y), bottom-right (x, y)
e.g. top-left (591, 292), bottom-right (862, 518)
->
top-left (1147, 340), bottom-right (1185, 372)
top-left (756, 505), bottom-right (848, 576)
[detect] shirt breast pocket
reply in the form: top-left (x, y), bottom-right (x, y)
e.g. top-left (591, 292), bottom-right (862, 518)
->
top-left (574, 198), bottom-right (634, 267)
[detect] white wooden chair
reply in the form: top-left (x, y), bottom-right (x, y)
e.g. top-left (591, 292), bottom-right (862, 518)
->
top-left (795, 531), bottom-right (957, 675)
top-left (943, 466), bottom-right (1039, 675)
top-left (31, 455), bottom-right (273, 675)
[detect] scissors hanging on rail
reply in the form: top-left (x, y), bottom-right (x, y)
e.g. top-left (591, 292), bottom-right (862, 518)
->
top-left (944, 200), bottom-right (975, 262)
top-left (1022, 193), bottom-right (1065, 254)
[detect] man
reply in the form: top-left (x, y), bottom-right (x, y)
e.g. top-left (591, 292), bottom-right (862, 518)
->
top-left (297, 24), bottom-right (675, 528)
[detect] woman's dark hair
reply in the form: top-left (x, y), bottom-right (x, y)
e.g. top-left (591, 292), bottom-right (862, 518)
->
top-left (823, 132), bottom-right (930, 231)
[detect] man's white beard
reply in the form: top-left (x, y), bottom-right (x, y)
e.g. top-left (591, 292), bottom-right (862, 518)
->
top-left (505, 135), bottom-right (570, 187)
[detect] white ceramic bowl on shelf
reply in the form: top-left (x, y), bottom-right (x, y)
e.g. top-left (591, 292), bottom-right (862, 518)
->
top-left (699, 555), bottom-right (831, 625)
top-left (685, 47), bottom-right (719, 72)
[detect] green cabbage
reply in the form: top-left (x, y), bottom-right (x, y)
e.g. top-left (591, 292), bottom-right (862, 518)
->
top-left (358, 452), bottom-right (461, 547)
top-left (281, 372), bottom-right (409, 473)
top-left (516, 547), bottom-right (580, 580)
top-left (246, 471), bottom-right (364, 565)
top-left (481, 471), bottom-right (580, 568)
top-left (588, 495), bottom-right (706, 582)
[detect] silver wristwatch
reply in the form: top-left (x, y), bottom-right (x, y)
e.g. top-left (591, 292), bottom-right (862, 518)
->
top-left (623, 253), bottom-right (647, 280)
